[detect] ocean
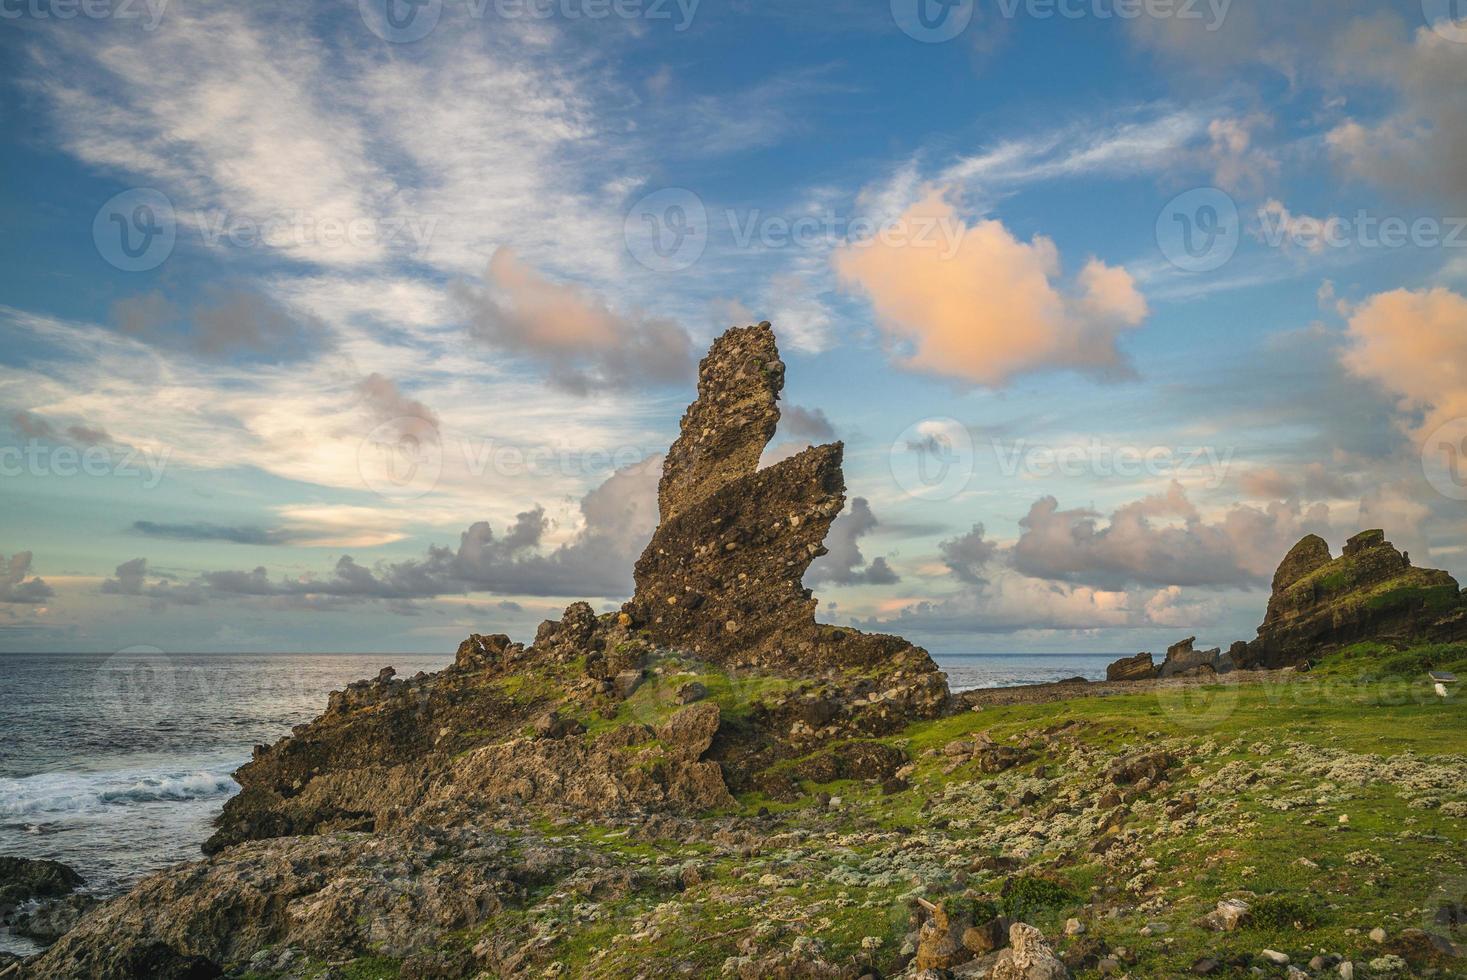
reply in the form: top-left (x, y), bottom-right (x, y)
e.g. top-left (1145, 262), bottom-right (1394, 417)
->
top-left (0, 650), bottom-right (1113, 955)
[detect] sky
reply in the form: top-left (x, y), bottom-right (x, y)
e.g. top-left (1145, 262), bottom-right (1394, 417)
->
top-left (1, 0), bottom-right (1466, 656)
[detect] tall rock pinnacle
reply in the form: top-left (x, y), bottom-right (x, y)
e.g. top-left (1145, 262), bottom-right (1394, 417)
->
top-left (625, 322), bottom-right (942, 684)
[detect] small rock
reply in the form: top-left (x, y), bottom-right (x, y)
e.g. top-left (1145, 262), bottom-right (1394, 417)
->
top-left (1338, 962), bottom-right (1354, 980)
top-left (1369, 927), bottom-right (1386, 943)
top-left (1064, 918), bottom-right (1085, 936)
top-left (674, 681), bottom-right (708, 704)
top-left (1191, 959), bottom-right (1219, 975)
top-left (1260, 949), bottom-right (1290, 966)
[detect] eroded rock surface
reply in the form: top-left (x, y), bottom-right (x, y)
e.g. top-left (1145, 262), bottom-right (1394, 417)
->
top-left (1239, 529), bottom-right (1467, 669)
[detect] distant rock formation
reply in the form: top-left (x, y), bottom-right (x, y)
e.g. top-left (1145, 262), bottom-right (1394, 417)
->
top-left (1105, 528), bottom-right (1467, 681)
top-left (1157, 637), bottom-right (1231, 679)
top-left (1237, 529), bottom-right (1467, 669)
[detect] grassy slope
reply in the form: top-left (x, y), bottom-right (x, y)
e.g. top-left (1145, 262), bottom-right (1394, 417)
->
top-left (251, 645), bottom-right (1467, 979)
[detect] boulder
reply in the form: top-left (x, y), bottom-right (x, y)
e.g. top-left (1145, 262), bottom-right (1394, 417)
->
top-left (989, 923), bottom-right (1069, 980)
top-left (1105, 653), bottom-right (1157, 682)
top-left (0, 857), bottom-right (83, 910)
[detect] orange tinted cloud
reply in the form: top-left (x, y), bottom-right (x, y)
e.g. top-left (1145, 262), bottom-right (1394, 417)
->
top-left (832, 189), bottom-right (1147, 387)
top-left (1341, 287), bottom-right (1467, 435)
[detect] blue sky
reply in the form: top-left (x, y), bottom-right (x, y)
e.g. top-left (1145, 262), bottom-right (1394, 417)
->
top-left (2, 0), bottom-right (1466, 655)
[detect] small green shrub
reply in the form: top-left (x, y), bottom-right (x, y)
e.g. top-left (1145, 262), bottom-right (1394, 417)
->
top-left (999, 876), bottom-right (1078, 921)
top-left (1251, 894), bottom-right (1326, 930)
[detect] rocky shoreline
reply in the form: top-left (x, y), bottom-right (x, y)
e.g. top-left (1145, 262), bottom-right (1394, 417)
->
top-left (5, 324), bottom-right (1465, 979)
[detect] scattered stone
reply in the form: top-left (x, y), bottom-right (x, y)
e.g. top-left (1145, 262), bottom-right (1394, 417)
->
top-left (1064, 918), bottom-right (1085, 936)
top-left (1260, 949), bottom-right (1290, 966)
top-left (989, 923), bottom-right (1068, 980)
top-left (1369, 927), bottom-right (1386, 943)
top-left (1201, 898), bottom-right (1251, 932)
top-left (674, 681), bottom-right (708, 704)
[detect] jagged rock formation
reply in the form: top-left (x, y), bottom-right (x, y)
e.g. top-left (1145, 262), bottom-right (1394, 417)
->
top-left (624, 322), bottom-right (942, 680)
top-left (198, 323), bottom-right (946, 857)
top-left (28, 323), bottom-right (953, 978)
top-left (1156, 637), bottom-right (1231, 679)
top-left (1238, 529), bottom-right (1467, 669)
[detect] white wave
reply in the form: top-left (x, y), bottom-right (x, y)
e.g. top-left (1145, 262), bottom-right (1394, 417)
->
top-left (0, 766), bottom-right (240, 818)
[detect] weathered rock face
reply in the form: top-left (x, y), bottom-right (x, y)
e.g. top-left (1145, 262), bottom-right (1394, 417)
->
top-left (1157, 636), bottom-right (1231, 679)
top-left (1105, 652), bottom-right (1157, 682)
top-left (1240, 529), bottom-right (1467, 669)
top-left (0, 856), bottom-right (83, 910)
top-left (624, 321), bottom-right (942, 680)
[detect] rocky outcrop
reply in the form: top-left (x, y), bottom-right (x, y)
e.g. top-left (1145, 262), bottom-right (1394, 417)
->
top-left (1157, 637), bottom-right (1232, 678)
top-left (1239, 530), bottom-right (1467, 669)
top-left (1105, 652), bottom-right (1157, 682)
top-left (624, 322), bottom-right (942, 681)
top-left (0, 858), bottom-right (82, 911)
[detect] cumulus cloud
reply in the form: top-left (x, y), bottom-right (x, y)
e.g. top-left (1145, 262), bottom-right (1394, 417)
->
top-left (780, 405), bottom-right (836, 443)
top-left (807, 498), bottom-right (900, 587)
top-left (1205, 115), bottom-right (1279, 196)
top-left (1340, 287), bottom-right (1467, 437)
top-left (832, 189), bottom-right (1147, 387)
top-left (0, 552), bottom-right (55, 604)
top-left (939, 524), bottom-right (1000, 586)
top-left (1011, 483), bottom-right (1336, 590)
top-left (1327, 26), bottom-right (1467, 208)
top-left (1237, 463), bottom-right (1357, 501)
top-left (455, 249), bottom-right (694, 394)
top-left (111, 286), bottom-right (331, 362)
top-left (861, 572), bottom-right (1212, 636)
top-left (108, 456), bottom-right (664, 609)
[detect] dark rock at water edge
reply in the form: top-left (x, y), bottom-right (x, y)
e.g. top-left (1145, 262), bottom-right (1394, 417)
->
top-left (0, 857), bottom-right (83, 911)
